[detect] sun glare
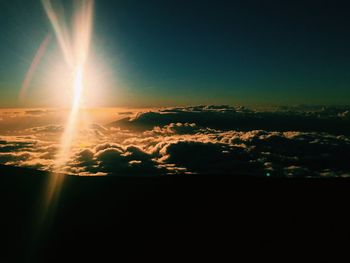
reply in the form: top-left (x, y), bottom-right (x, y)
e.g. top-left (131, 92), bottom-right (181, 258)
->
top-left (40, 0), bottom-right (94, 171)
top-left (32, 0), bottom-right (95, 214)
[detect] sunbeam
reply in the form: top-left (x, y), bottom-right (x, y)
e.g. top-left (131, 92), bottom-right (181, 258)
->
top-left (41, 0), bottom-right (94, 170)
top-left (39, 0), bottom-right (94, 215)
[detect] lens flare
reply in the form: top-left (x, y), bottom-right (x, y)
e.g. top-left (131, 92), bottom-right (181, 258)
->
top-left (20, 34), bottom-right (52, 104)
top-left (39, 0), bottom-right (94, 211)
top-left (40, 0), bottom-right (94, 170)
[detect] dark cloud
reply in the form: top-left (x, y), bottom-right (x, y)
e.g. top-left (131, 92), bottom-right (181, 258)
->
top-left (0, 141), bottom-right (35, 153)
top-left (0, 152), bottom-right (31, 163)
top-left (92, 146), bottom-right (163, 176)
top-left (111, 106), bottom-right (350, 135)
top-left (242, 131), bottom-right (350, 177)
top-left (64, 144), bottom-right (164, 176)
top-left (76, 149), bottom-right (95, 165)
top-left (159, 141), bottom-right (262, 175)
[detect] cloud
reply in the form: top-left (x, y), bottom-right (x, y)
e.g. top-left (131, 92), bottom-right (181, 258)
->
top-left (25, 125), bottom-right (64, 134)
top-left (0, 136), bottom-right (57, 169)
top-left (111, 105), bottom-right (350, 135)
top-left (144, 122), bottom-right (199, 136)
top-left (24, 110), bottom-right (48, 116)
top-left (0, 141), bottom-right (35, 153)
top-left (95, 148), bottom-right (160, 176)
top-left (1, 106), bottom-right (350, 177)
top-left (157, 141), bottom-right (262, 175)
top-left (65, 144), bottom-right (164, 176)
top-left (0, 152), bottom-right (32, 163)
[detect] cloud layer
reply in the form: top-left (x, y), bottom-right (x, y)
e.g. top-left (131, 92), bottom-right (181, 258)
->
top-left (0, 105), bottom-right (349, 177)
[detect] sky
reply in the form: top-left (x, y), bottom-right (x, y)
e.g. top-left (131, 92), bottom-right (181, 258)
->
top-left (0, 0), bottom-right (350, 108)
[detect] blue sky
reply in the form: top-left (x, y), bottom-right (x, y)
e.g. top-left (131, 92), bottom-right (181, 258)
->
top-left (1, 0), bottom-right (350, 107)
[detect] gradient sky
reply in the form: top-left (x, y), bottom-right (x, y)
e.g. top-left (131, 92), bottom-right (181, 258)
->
top-left (0, 0), bottom-right (350, 108)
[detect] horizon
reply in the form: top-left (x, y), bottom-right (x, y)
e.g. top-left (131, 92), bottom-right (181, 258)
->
top-left (0, 0), bottom-right (349, 178)
top-left (1, 102), bottom-right (350, 110)
top-left (1, 2), bottom-right (350, 261)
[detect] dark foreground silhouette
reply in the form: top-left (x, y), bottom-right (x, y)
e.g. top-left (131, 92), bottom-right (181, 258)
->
top-left (0, 164), bottom-right (349, 262)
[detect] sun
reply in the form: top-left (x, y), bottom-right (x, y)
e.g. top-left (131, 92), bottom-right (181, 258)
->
top-left (40, 0), bottom-right (94, 171)
top-left (35, 0), bottom-right (95, 215)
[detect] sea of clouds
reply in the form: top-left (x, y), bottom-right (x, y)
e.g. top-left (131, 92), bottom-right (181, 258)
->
top-left (0, 105), bottom-right (349, 177)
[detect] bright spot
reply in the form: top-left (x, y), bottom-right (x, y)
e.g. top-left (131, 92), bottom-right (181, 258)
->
top-left (39, 0), bottom-right (95, 212)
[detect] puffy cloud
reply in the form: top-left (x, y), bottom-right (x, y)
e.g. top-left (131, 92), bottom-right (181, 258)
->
top-left (158, 141), bottom-right (262, 175)
top-left (70, 145), bottom-right (164, 176)
top-left (0, 136), bottom-right (57, 169)
top-left (144, 123), bottom-right (199, 136)
top-left (1, 106), bottom-right (350, 177)
top-left (0, 141), bottom-right (35, 153)
top-left (0, 152), bottom-right (32, 163)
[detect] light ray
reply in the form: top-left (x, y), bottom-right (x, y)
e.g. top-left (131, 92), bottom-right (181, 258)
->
top-left (41, 0), bottom-right (74, 68)
top-left (20, 34), bottom-right (52, 103)
top-left (39, 0), bottom-right (94, 210)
